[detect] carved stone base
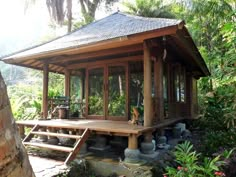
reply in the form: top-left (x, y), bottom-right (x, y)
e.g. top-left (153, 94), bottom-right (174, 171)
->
top-left (124, 148), bottom-right (141, 163)
top-left (89, 135), bottom-right (111, 152)
top-left (47, 137), bottom-right (59, 145)
top-left (139, 151), bottom-right (159, 161)
top-left (140, 142), bottom-right (155, 154)
top-left (110, 137), bottom-right (127, 148)
top-left (38, 128), bottom-right (48, 142)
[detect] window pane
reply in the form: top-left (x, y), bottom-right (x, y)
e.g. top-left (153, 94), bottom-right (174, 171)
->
top-left (129, 61), bottom-right (144, 117)
top-left (88, 68), bottom-right (104, 115)
top-left (175, 69), bottom-right (180, 102)
top-left (180, 68), bottom-right (185, 102)
top-left (108, 66), bottom-right (126, 116)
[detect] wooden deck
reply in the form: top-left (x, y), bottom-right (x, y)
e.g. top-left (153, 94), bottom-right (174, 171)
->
top-left (17, 118), bottom-right (185, 137)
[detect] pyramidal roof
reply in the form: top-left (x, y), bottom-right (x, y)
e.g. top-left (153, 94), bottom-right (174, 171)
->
top-left (2, 12), bottom-right (183, 60)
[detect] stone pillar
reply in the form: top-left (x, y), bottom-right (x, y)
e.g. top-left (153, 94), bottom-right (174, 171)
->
top-left (47, 128), bottom-right (59, 145)
top-left (124, 134), bottom-right (141, 163)
top-left (140, 132), bottom-right (159, 161)
top-left (0, 73), bottom-right (35, 177)
top-left (89, 135), bottom-right (110, 152)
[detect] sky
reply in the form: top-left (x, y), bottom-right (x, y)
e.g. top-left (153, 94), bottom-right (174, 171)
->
top-left (0, 0), bottom-right (125, 57)
top-left (0, 0), bottom-right (51, 56)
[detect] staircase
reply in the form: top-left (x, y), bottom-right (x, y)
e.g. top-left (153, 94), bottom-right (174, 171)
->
top-left (23, 124), bottom-right (90, 164)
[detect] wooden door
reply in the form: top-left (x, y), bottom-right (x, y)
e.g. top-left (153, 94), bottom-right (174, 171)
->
top-left (86, 66), bottom-right (105, 119)
top-left (106, 63), bottom-right (128, 121)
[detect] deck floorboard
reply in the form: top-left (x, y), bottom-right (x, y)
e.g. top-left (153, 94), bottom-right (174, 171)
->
top-left (17, 118), bottom-right (185, 136)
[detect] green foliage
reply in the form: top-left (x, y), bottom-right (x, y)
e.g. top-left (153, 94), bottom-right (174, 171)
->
top-left (165, 141), bottom-right (227, 177)
top-left (198, 81), bottom-right (236, 130)
top-left (123, 0), bottom-right (175, 18)
top-left (8, 83), bottom-right (42, 120)
top-left (200, 130), bottom-right (236, 156)
top-left (108, 94), bottom-right (125, 116)
top-left (197, 82), bottom-right (236, 155)
top-left (88, 95), bottom-right (103, 115)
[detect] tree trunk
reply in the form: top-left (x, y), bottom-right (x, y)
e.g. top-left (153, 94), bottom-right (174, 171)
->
top-left (79, 0), bottom-right (100, 23)
top-left (0, 73), bottom-right (35, 177)
top-left (67, 0), bottom-right (72, 33)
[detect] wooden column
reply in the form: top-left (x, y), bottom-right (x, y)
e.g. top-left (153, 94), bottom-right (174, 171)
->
top-left (143, 41), bottom-right (153, 127)
top-left (128, 134), bottom-right (138, 149)
top-left (42, 63), bottom-right (49, 119)
top-left (64, 69), bottom-right (71, 97)
top-left (154, 56), bottom-right (164, 122)
top-left (191, 77), bottom-right (198, 118)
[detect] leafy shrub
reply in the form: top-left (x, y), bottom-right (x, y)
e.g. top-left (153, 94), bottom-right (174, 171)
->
top-left (164, 141), bottom-right (229, 177)
top-left (88, 96), bottom-right (103, 115)
top-left (108, 94), bottom-right (125, 116)
top-left (198, 82), bottom-right (236, 131)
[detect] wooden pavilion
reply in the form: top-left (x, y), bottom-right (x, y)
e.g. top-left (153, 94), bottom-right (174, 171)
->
top-left (1, 12), bottom-right (210, 164)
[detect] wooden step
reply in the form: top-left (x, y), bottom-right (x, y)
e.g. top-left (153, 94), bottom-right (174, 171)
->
top-left (23, 124), bottom-right (40, 142)
top-left (65, 128), bottom-right (90, 164)
top-left (24, 142), bottom-right (73, 152)
top-left (31, 131), bottom-right (82, 139)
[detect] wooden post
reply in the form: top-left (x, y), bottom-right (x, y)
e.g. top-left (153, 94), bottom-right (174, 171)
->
top-left (190, 77), bottom-right (198, 118)
top-left (128, 134), bottom-right (138, 149)
top-left (64, 69), bottom-right (70, 97)
top-left (154, 56), bottom-right (164, 122)
top-left (18, 125), bottom-right (25, 139)
top-left (143, 41), bottom-right (153, 127)
top-left (42, 63), bottom-right (49, 119)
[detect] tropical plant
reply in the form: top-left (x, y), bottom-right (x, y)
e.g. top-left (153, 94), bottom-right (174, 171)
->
top-left (165, 141), bottom-right (229, 177)
top-left (123, 0), bottom-right (175, 18)
top-left (88, 95), bottom-right (103, 115)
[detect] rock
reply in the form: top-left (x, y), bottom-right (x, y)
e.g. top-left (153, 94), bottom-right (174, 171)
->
top-left (182, 129), bottom-right (192, 139)
top-left (175, 123), bottom-right (186, 133)
top-left (157, 136), bottom-right (167, 144)
top-left (173, 127), bottom-right (182, 138)
top-left (124, 148), bottom-right (141, 163)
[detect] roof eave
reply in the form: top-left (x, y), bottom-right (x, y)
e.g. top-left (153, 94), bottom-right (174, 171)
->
top-left (2, 23), bottom-right (182, 65)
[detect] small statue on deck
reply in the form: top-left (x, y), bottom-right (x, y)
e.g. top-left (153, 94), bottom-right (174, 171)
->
top-left (128, 107), bottom-right (140, 125)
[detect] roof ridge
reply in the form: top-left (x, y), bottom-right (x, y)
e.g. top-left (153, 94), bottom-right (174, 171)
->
top-left (0, 12), bottom-right (120, 60)
top-left (117, 11), bottom-right (182, 22)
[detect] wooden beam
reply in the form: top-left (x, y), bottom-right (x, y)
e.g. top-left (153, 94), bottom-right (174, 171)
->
top-left (47, 44), bottom-right (143, 64)
top-left (4, 24), bottom-right (179, 64)
top-left (173, 30), bottom-right (209, 76)
top-left (66, 55), bottom-right (143, 69)
top-left (154, 56), bottom-right (164, 123)
top-left (42, 63), bottom-right (49, 119)
top-left (143, 41), bottom-right (153, 127)
top-left (65, 128), bottom-right (90, 164)
top-left (64, 69), bottom-right (70, 97)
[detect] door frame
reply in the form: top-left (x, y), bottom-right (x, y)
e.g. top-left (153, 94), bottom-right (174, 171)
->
top-left (106, 62), bottom-right (129, 121)
top-left (86, 65), bottom-right (106, 120)
top-left (85, 63), bottom-right (129, 121)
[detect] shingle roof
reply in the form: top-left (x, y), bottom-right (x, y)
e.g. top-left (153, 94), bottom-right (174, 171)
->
top-left (2, 12), bottom-right (182, 60)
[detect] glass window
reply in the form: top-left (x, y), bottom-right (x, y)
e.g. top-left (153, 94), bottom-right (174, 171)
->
top-left (108, 66), bottom-right (126, 117)
top-left (88, 68), bottom-right (104, 115)
top-left (175, 65), bottom-right (185, 103)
